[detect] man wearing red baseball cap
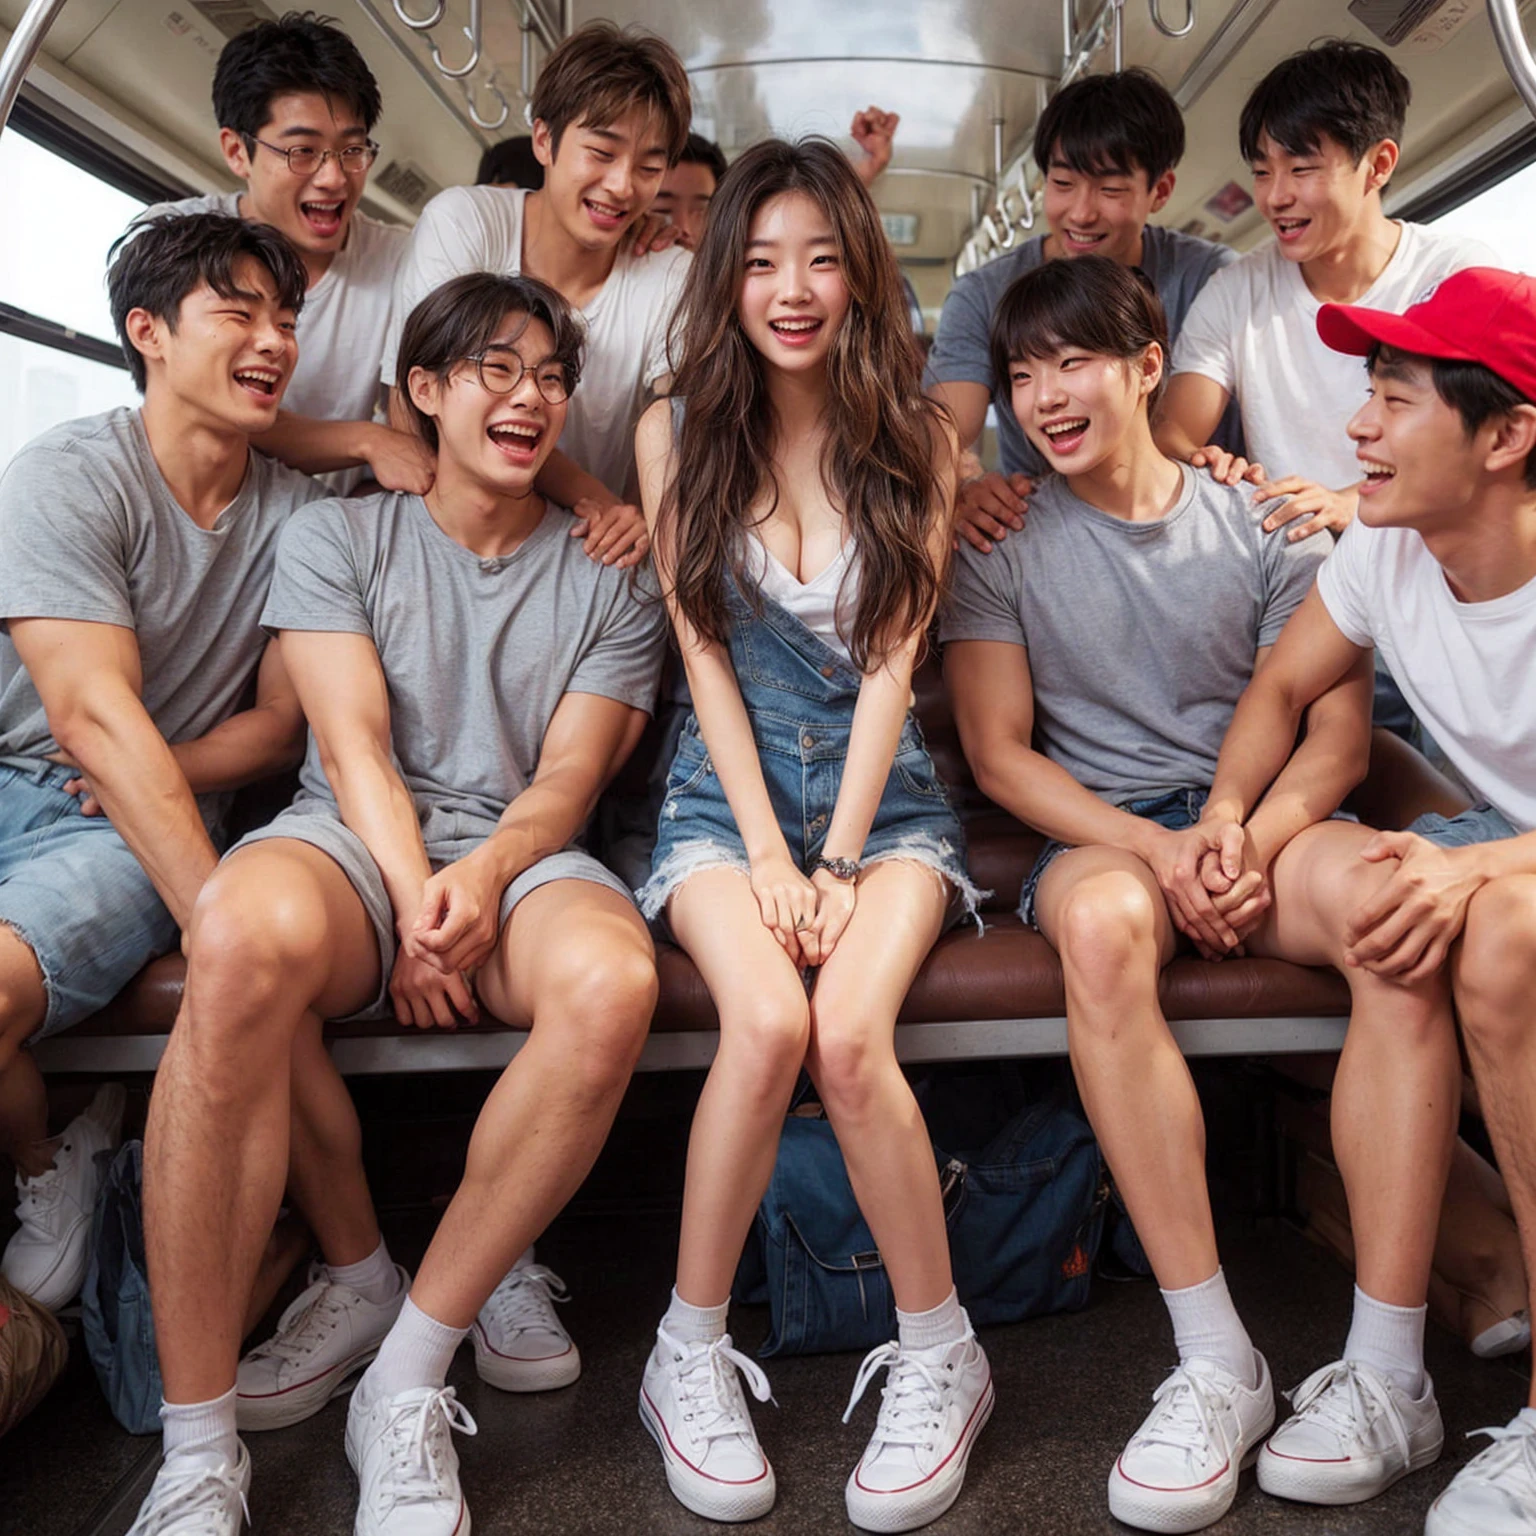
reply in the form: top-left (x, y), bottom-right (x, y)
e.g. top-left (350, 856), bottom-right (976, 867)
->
top-left (1158, 265), bottom-right (1536, 1530)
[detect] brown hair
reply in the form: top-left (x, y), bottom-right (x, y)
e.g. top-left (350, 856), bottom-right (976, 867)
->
top-left (395, 272), bottom-right (583, 452)
top-left (531, 21), bottom-right (691, 165)
top-left (659, 137), bottom-right (947, 671)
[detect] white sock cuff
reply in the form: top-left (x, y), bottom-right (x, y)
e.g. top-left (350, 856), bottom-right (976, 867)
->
top-left (664, 1287), bottom-right (729, 1343)
top-left (1351, 1284), bottom-right (1427, 1320)
top-left (160, 1385), bottom-right (238, 1462)
top-left (897, 1287), bottom-right (967, 1352)
top-left (1159, 1267), bottom-right (1232, 1305)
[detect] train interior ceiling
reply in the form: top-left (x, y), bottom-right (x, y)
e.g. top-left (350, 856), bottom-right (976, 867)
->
top-left (5, 1), bottom-right (1536, 1534)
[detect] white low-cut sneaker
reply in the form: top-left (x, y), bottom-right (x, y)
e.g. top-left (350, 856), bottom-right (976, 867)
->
top-left (1426, 1410), bottom-right (1536, 1536)
top-left (1108, 1355), bottom-right (1275, 1533)
top-left (639, 1326), bottom-right (776, 1522)
top-left (842, 1330), bottom-right (994, 1534)
top-left (125, 1442), bottom-right (252, 1534)
top-left (237, 1262), bottom-right (410, 1430)
top-left (347, 1382), bottom-right (478, 1536)
top-left (1258, 1358), bottom-right (1443, 1505)
top-left (471, 1259), bottom-right (580, 1392)
top-left (2, 1082), bottom-right (125, 1310)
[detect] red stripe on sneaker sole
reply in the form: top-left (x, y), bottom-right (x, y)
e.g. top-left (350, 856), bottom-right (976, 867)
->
top-left (639, 1388), bottom-right (770, 1486)
top-left (854, 1376), bottom-right (994, 1495)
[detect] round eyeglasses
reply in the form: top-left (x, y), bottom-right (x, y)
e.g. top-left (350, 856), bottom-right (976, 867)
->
top-left (465, 351), bottom-right (572, 403)
top-left (245, 135), bottom-right (380, 176)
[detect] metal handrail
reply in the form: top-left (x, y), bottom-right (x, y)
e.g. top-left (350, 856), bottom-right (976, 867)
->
top-left (1015, 161), bottom-right (1035, 231)
top-left (1489, 0), bottom-right (1536, 121)
top-left (1149, 0), bottom-right (1196, 39)
top-left (0, 0), bottom-right (70, 143)
top-left (469, 81), bottom-right (510, 130)
top-left (428, 0), bottom-right (481, 78)
top-left (391, 0), bottom-right (445, 31)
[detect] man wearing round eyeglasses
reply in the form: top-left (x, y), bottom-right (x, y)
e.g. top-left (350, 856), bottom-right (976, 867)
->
top-left (130, 14), bottom-right (426, 496)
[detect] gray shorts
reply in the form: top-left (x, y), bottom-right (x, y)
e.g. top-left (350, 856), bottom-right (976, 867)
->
top-left (0, 761), bottom-right (181, 1041)
top-left (231, 799), bottom-right (634, 1021)
top-left (1406, 802), bottom-right (1519, 849)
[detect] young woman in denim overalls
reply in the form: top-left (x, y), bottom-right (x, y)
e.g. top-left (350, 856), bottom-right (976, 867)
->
top-left (633, 138), bottom-right (990, 1533)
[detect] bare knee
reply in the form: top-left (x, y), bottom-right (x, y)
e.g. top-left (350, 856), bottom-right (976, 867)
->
top-left (717, 989), bottom-right (811, 1099)
top-left (1456, 876), bottom-right (1536, 1058)
top-left (0, 931), bottom-right (46, 1065)
top-left (540, 940), bottom-right (657, 1097)
top-left (1055, 872), bottom-right (1163, 1004)
top-left (806, 1008), bottom-right (896, 1123)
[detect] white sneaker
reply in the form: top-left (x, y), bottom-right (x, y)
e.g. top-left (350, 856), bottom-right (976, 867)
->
top-left (1474, 1309), bottom-right (1532, 1360)
top-left (471, 1257), bottom-right (580, 1392)
top-left (1426, 1410), bottom-right (1536, 1536)
top-left (2, 1082), bottom-right (124, 1310)
top-left (1108, 1355), bottom-right (1275, 1533)
top-left (639, 1326), bottom-right (776, 1522)
top-left (1258, 1358), bottom-right (1443, 1504)
top-left (346, 1382), bottom-right (478, 1536)
top-left (236, 1261), bottom-right (410, 1430)
top-left (842, 1329), bottom-right (994, 1533)
top-left (125, 1442), bottom-right (251, 1534)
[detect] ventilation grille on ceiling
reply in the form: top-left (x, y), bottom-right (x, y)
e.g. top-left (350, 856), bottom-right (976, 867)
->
top-left (188, 0), bottom-right (280, 42)
top-left (1346, 0), bottom-right (1478, 51)
top-left (374, 159), bottom-right (442, 213)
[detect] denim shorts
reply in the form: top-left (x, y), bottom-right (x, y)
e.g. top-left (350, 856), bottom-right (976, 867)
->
top-left (0, 761), bottom-right (180, 1040)
top-left (231, 796), bottom-right (634, 1021)
top-left (1406, 802), bottom-right (1519, 849)
top-left (1017, 787), bottom-right (1209, 930)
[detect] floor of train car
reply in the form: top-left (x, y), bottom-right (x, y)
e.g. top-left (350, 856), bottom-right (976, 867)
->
top-left (6, 1065), bottom-right (1527, 1536)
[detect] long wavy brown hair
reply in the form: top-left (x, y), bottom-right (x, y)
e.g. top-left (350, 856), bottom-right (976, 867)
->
top-left (658, 137), bottom-right (949, 671)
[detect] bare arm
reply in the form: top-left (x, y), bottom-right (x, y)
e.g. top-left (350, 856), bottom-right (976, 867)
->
top-left (253, 410), bottom-right (435, 495)
top-left (12, 618), bottom-right (217, 927)
top-left (169, 641), bottom-right (307, 796)
top-left (925, 380), bottom-right (990, 453)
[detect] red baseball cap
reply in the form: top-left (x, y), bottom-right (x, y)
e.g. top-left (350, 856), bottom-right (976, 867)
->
top-left (1317, 266), bottom-right (1536, 403)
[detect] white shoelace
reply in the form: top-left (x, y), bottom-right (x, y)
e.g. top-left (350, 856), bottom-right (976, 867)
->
top-left (1459, 1417), bottom-right (1536, 1506)
top-left (658, 1326), bottom-right (772, 1444)
top-left (374, 1387), bottom-right (479, 1517)
top-left (483, 1263), bottom-right (569, 1339)
top-left (1284, 1360), bottom-right (1410, 1464)
top-left (842, 1342), bottom-right (947, 1455)
top-left (244, 1268), bottom-right (349, 1368)
top-left (129, 1458), bottom-right (250, 1535)
top-left (1130, 1365), bottom-right (1238, 1475)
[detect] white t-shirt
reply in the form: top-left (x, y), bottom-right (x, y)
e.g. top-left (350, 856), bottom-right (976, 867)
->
top-left (382, 185), bottom-right (690, 497)
top-left (134, 191), bottom-right (408, 430)
top-left (1318, 519), bottom-right (1536, 832)
top-left (1172, 222), bottom-right (1496, 488)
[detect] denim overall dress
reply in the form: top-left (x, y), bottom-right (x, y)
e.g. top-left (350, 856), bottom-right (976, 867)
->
top-left (638, 574), bottom-right (981, 927)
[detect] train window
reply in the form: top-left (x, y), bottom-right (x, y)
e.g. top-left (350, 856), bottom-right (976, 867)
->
top-left (0, 128), bottom-right (142, 472)
top-left (1426, 155), bottom-right (1536, 274)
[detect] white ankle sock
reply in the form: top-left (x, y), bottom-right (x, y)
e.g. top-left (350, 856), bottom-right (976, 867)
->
top-left (898, 1287), bottom-right (968, 1353)
top-left (161, 1386), bottom-right (239, 1467)
top-left (326, 1238), bottom-right (402, 1308)
top-left (1344, 1285), bottom-right (1426, 1396)
top-left (663, 1287), bottom-right (728, 1344)
top-left (363, 1296), bottom-right (468, 1399)
top-left (1161, 1268), bottom-right (1258, 1388)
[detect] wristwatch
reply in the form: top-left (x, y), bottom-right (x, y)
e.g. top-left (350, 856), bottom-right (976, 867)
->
top-left (812, 855), bottom-right (861, 883)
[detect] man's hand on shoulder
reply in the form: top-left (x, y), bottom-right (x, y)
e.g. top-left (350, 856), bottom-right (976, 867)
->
top-left (630, 212), bottom-right (685, 257)
top-left (954, 472), bottom-right (1033, 553)
top-left (360, 423), bottom-right (436, 495)
top-left (1253, 478), bottom-right (1358, 541)
top-left (1344, 831), bottom-right (1486, 981)
top-left (1190, 445), bottom-right (1265, 489)
top-left (571, 497), bottom-right (650, 568)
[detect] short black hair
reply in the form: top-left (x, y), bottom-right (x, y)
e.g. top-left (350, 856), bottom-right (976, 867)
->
top-left (212, 12), bottom-right (381, 140)
top-left (677, 131), bottom-right (727, 183)
top-left (1368, 342), bottom-right (1536, 489)
top-left (991, 255), bottom-right (1170, 413)
top-left (107, 213), bottom-right (308, 392)
top-left (396, 272), bottom-right (584, 452)
top-left (1239, 40), bottom-right (1409, 165)
top-left (1033, 68), bottom-right (1185, 185)
top-left (476, 136), bottom-right (543, 187)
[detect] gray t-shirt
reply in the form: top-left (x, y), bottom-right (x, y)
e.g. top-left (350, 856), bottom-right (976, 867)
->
top-left (0, 408), bottom-right (322, 814)
top-left (924, 226), bottom-right (1237, 478)
top-left (940, 464), bottom-right (1327, 801)
top-left (262, 492), bottom-right (668, 834)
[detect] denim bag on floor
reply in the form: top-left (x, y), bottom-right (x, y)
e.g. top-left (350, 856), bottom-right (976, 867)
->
top-left (740, 1091), bottom-right (1108, 1357)
top-left (81, 1139), bottom-right (162, 1433)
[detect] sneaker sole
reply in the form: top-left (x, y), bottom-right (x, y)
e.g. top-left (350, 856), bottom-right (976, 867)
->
top-left (845, 1378), bottom-right (995, 1534)
top-left (638, 1386), bottom-right (776, 1522)
top-left (1257, 1432), bottom-right (1444, 1506)
top-left (239, 1348), bottom-right (382, 1431)
top-left (472, 1327), bottom-right (581, 1392)
top-left (1108, 1436), bottom-right (1267, 1534)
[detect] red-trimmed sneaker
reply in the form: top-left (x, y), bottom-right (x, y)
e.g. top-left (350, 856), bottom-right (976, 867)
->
top-left (472, 1256), bottom-right (580, 1393)
top-left (842, 1329), bottom-right (994, 1533)
top-left (639, 1326), bottom-right (776, 1522)
top-left (347, 1382), bottom-right (477, 1536)
top-left (1108, 1354), bottom-right (1274, 1533)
